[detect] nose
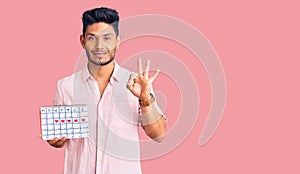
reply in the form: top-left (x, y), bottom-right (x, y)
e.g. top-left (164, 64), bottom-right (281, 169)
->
top-left (95, 40), bottom-right (104, 49)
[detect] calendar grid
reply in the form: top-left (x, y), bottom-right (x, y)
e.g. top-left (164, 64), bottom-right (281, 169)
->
top-left (40, 105), bottom-right (89, 140)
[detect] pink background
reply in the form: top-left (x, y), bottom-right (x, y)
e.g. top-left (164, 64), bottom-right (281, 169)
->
top-left (1, 0), bottom-right (299, 173)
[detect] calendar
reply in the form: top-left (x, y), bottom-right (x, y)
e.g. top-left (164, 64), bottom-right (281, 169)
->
top-left (40, 105), bottom-right (89, 140)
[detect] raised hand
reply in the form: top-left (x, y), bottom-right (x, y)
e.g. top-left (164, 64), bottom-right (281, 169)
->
top-left (127, 58), bottom-right (159, 101)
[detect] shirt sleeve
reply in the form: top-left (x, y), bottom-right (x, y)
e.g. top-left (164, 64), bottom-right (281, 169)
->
top-left (138, 86), bottom-right (167, 125)
top-left (150, 85), bottom-right (166, 118)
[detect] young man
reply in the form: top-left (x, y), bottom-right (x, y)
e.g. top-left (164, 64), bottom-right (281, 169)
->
top-left (47, 7), bottom-right (166, 174)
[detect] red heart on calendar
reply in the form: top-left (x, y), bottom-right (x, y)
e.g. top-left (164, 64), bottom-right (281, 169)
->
top-left (61, 120), bottom-right (65, 123)
top-left (74, 119), bottom-right (78, 123)
top-left (67, 119), bottom-right (71, 123)
top-left (81, 118), bottom-right (86, 122)
top-left (55, 120), bottom-right (58, 123)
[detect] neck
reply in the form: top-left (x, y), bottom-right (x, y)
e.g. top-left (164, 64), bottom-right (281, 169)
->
top-left (88, 61), bottom-right (115, 82)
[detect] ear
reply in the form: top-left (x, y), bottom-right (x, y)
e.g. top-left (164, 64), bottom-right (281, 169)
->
top-left (80, 35), bottom-right (85, 48)
top-left (116, 35), bottom-right (121, 49)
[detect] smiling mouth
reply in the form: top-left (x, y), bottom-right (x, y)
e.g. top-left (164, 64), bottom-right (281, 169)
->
top-left (92, 52), bottom-right (107, 58)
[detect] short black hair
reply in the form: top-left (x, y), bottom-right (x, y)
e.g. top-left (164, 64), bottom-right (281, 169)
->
top-left (82, 7), bottom-right (119, 36)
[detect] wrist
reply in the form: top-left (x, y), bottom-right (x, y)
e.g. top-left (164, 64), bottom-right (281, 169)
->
top-left (139, 95), bottom-right (151, 101)
top-left (139, 93), bottom-right (155, 107)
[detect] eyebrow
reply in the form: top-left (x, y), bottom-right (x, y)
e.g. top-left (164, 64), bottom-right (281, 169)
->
top-left (85, 33), bottom-right (96, 37)
top-left (102, 33), bottom-right (113, 37)
top-left (85, 33), bottom-right (113, 37)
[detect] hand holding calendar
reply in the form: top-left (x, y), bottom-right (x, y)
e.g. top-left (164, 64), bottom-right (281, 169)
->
top-left (47, 137), bottom-right (68, 148)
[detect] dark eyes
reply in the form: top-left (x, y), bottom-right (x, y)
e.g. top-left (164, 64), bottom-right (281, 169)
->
top-left (87, 36), bottom-right (112, 41)
top-left (88, 37), bottom-right (96, 41)
top-left (103, 36), bottom-right (111, 41)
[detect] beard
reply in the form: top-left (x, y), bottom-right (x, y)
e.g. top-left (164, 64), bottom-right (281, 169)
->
top-left (87, 47), bottom-right (116, 66)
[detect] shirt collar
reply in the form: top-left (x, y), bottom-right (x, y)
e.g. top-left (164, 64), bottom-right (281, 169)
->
top-left (81, 61), bottom-right (121, 83)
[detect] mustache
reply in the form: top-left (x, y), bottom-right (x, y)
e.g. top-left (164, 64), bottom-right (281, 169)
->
top-left (91, 47), bottom-right (116, 54)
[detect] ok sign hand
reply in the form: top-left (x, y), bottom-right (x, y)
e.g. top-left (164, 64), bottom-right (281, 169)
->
top-left (127, 58), bottom-right (159, 101)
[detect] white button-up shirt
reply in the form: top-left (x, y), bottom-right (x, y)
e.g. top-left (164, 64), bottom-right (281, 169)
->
top-left (54, 62), bottom-right (163, 174)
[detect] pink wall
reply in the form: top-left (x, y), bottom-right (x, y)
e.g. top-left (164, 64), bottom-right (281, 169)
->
top-left (0, 0), bottom-right (299, 173)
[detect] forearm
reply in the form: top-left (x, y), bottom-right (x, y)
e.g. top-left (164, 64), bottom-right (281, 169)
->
top-left (141, 104), bottom-right (166, 142)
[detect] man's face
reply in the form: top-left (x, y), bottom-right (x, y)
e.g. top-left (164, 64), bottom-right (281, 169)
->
top-left (80, 22), bottom-right (120, 66)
